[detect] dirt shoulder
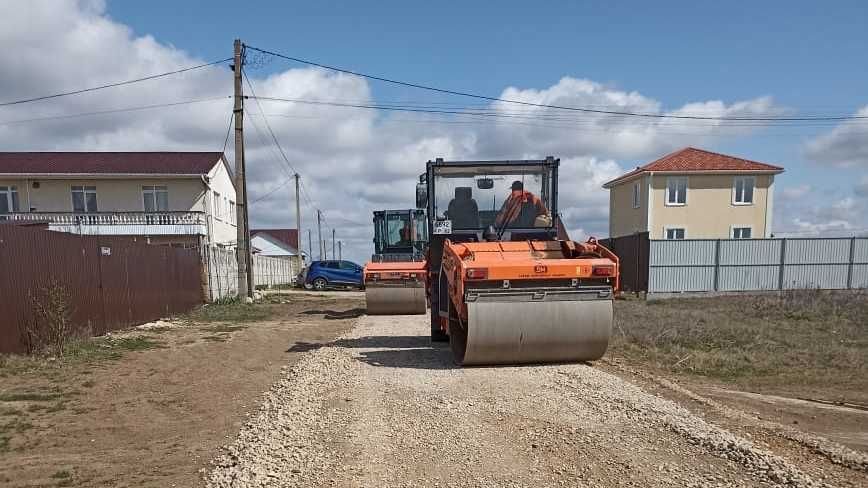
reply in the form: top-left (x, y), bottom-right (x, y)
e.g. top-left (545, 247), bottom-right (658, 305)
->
top-left (606, 291), bottom-right (868, 461)
top-left (0, 292), bottom-right (363, 488)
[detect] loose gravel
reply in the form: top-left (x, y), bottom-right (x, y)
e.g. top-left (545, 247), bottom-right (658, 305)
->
top-left (206, 313), bottom-right (848, 487)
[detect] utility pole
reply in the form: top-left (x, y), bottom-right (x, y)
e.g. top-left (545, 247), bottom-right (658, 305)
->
top-left (232, 38), bottom-right (252, 299)
top-left (294, 173), bottom-right (301, 257)
top-left (316, 209), bottom-right (323, 260)
top-left (338, 241), bottom-right (342, 260)
top-left (307, 229), bottom-right (312, 262)
top-left (332, 228), bottom-right (336, 260)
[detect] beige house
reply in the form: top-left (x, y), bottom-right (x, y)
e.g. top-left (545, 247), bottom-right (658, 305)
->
top-left (0, 152), bottom-right (237, 247)
top-left (603, 147), bottom-right (784, 239)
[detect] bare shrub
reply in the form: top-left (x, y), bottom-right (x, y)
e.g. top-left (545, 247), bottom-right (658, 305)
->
top-left (21, 280), bottom-right (74, 357)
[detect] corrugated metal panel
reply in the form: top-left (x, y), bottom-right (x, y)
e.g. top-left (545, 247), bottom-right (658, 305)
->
top-left (853, 239), bottom-right (868, 263)
top-left (785, 239), bottom-right (851, 265)
top-left (718, 266), bottom-right (780, 291)
top-left (0, 224), bottom-right (203, 353)
top-left (851, 265), bottom-right (868, 288)
top-left (650, 240), bottom-right (716, 266)
top-left (649, 266), bottom-right (715, 292)
top-left (782, 264), bottom-right (849, 289)
top-left (719, 239), bottom-right (781, 265)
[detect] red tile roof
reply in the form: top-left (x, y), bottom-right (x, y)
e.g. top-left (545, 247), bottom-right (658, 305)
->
top-left (0, 152), bottom-right (224, 175)
top-left (251, 229), bottom-right (299, 251)
top-left (603, 147), bottom-right (784, 188)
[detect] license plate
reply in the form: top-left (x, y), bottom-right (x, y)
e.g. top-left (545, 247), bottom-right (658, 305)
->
top-left (433, 220), bottom-right (452, 235)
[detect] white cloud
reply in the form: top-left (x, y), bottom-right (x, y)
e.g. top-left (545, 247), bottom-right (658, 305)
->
top-left (1, 0), bottom-right (798, 262)
top-left (805, 105), bottom-right (868, 167)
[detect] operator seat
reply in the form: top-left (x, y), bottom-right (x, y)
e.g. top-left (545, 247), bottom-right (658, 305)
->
top-left (447, 187), bottom-right (480, 228)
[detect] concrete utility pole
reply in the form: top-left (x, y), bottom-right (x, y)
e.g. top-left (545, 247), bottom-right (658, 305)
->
top-left (294, 173), bottom-right (301, 257)
top-left (316, 209), bottom-right (323, 260)
top-left (307, 229), bottom-right (312, 262)
top-left (338, 241), bottom-right (342, 260)
top-left (332, 228), bottom-right (336, 260)
top-left (233, 38), bottom-right (253, 299)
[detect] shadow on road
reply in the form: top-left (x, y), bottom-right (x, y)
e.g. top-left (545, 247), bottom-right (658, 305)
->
top-left (301, 308), bottom-right (366, 320)
top-left (286, 334), bottom-right (456, 370)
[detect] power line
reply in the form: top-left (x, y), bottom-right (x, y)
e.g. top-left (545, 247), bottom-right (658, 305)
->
top-left (244, 45), bottom-right (867, 123)
top-left (0, 58), bottom-right (232, 107)
top-left (0, 96), bottom-right (230, 126)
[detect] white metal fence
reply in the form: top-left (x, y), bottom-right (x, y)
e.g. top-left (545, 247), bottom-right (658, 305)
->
top-left (202, 247), bottom-right (300, 301)
top-left (648, 237), bottom-right (868, 293)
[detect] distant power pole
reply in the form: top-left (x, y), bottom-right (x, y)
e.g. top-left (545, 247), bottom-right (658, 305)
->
top-left (294, 173), bottom-right (301, 257)
top-left (316, 209), bottom-right (323, 260)
top-left (332, 228), bottom-right (336, 259)
top-left (307, 229), bottom-right (312, 262)
top-left (338, 241), bottom-right (342, 260)
top-left (232, 38), bottom-right (252, 299)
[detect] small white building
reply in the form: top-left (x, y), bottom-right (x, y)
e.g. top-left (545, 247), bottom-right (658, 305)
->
top-left (251, 229), bottom-right (299, 257)
top-left (0, 152), bottom-right (237, 247)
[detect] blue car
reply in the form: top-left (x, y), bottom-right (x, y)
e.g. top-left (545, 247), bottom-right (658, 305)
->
top-left (303, 260), bottom-right (364, 290)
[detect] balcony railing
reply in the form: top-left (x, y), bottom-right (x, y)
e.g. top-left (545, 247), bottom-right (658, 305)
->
top-left (0, 211), bottom-right (207, 236)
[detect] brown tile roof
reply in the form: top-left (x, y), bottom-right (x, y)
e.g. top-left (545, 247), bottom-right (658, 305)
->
top-left (603, 147), bottom-right (784, 188)
top-left (251, 229), bottom-right (299, 251)
top-left (0, 152), bottom-right (224, 175)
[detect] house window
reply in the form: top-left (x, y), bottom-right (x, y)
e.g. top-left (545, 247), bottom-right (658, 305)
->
top-left (142, 185), bottom-right (169, 212)
top-left (229, 201), bottom-right (236, 224)
top-left (732, 226), bottom-right (752, 239)
top-left (733, 176), bottom-right (755, 205)
top-left (666, 177), bottom-right (687, 206)
top-left (213, 191), bottom-right (221, 220)
top-left (0, 186), bottom-right (20, 213)
top-left (71, 186), bottom-right (98, 213)
top-left (664, 227), bottom-right (686, 240)
top-left (632, 182), bottom-right (641, 209)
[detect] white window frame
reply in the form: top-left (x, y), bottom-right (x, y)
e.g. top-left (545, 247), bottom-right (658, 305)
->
top-left (142, 185), bottom-right (169, 212)
top-left (632, 181), bottom-right (641, 209)
top-left (731, 225), bottom-right (753, 239)
top-left (71, 186), bottom-right (98, 213)
top-left (0, 185), bottom-right (20, 213)
top-left (663, 226), bottom-right (686, 240)
top-left (229, 200), bottom-right (236, 225)
top-left (732, 176), bottom-right (755, 206)
top-left (665, 177), bottom-right (688, 206)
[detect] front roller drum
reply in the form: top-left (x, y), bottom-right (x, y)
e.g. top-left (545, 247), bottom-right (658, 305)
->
top-left (451, 291), bottom-right (612, 365)
top-left (365, 283), bottom-right (427, 315)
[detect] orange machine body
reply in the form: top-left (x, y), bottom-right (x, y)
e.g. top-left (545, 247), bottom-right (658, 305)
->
top-left (439, 239), bottom-right (619, 326)
top-left (363, 260), bottom-right (428, 285)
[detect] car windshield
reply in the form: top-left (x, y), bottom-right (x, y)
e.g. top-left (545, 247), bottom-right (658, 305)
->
top-left (432, 164), bottom-right (553, 230)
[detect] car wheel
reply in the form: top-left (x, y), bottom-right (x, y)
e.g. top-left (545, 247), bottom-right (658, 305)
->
top-left (312, 277), bottom-right (328, 290)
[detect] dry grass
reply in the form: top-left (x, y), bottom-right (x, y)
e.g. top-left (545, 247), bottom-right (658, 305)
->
top-left (610, 290), bottom-right (868, 399)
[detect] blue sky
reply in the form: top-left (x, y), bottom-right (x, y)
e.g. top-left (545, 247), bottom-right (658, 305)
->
top-left (106, 0), bottom-right (868, 192)
top-left (2, 1), bottom-right (867, 261)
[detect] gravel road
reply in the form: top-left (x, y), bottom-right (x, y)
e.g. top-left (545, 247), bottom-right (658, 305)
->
top-left (206, 313), bottom-right (846, 488)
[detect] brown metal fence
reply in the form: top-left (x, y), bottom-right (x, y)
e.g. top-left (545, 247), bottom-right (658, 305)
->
top-left (601, 232), bottom-right (650, 293)
top-left (0, 223), bottom-right (203, 353)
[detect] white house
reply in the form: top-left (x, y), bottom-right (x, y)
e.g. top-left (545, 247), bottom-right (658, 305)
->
top-left (0, 152), bottom-right (237, 247)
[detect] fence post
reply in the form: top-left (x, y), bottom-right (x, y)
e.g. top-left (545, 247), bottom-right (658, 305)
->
top-left (713, 239), bottom-right (721, 291)
top-left (778, 238), bottom-right (787, 290)
top-left (847, 236), bottom-right (856, 289)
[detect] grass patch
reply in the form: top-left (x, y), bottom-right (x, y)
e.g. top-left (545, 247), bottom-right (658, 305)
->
top-left (201, 334), bottom-right (229, 342)
top-left (186, 302), bottom-right (275, 323)
top-left (51, 470), bottom-right (71, 479)
top-left (0, 391), bottom-right (62, 402)
top-left (64, 336), bottom-right (162, 362)
top-left (611, 290), bottom-right (868, 396)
